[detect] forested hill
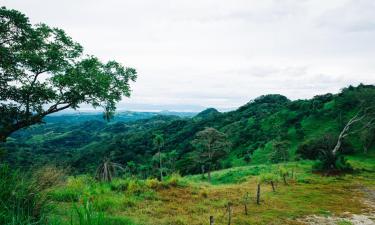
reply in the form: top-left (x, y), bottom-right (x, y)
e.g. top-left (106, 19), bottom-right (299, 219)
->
top-left (4, 84), bottom-right (375, 175)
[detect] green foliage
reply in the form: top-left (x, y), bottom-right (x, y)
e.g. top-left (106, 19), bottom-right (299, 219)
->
top-left (71, 197), bottom-right (105, 225)
top-left (0, 164), bottom-right (64, 224)
top-left (297, 134), bottom-right (354, 160)
top-left (191, 127), bottom-right (231, 180)
top-left (313, 153), bottom-right (353, 173)
top-left (4, 84), bottom-right (375, 176)
top-left (269, 140), bottom-right (290, 163)
top-left (259, 172), bottom-right (279, 184)
top-left (0, 7), bottom-right (137, 142)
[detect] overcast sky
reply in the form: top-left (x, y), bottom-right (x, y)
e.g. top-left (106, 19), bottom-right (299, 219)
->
top-left (2, 0), bottom-right (375, 111)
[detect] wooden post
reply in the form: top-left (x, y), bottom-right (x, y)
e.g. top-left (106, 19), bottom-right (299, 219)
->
top-left (244, 192), bottom-right (249, 215)
top-left (209, 216), bottom-right (214, 225)
top-left (271, 181), bottom-right (275, 192)
top-left (256, 184), bottom-right (261, 205)
top-left (283, 175), bottom-right (287, 185)
top-left (227, 202), bottom-right (232, 225)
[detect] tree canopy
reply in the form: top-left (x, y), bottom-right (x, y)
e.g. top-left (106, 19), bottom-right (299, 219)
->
top-left (191, 127), bottom-right (231, 181)
top-left (0, 7), bottom-right (137, 142)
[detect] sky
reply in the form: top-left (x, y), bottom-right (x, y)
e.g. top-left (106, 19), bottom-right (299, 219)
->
top-left (2, 0), bottom-right (375, 111)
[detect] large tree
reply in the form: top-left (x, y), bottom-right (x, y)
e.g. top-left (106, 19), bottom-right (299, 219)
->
top-left (0, 7), bottom-right (137, 142)
top-left (191, 127), bottom-right (231, 182)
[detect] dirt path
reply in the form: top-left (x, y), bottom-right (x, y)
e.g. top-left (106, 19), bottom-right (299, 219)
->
top-left (300, 186), bottom-right (375, 225)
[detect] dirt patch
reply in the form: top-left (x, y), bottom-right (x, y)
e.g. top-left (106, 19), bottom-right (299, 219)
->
top-left (299, 186), bottom-right (375, 225)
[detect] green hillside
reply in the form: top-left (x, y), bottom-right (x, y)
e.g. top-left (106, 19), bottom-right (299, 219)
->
top-left (4, 84), bottom-right (375, 176)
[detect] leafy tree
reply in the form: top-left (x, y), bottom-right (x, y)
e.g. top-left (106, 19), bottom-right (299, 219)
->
top-left (164, 150), bottom-right (179, 174)
top-left (153, 134), bottom-right (165, 181)
top-left (191, 127), bottom-right (231, 182)
top-left (0, 7), bottom-right (137, 142)
top-left (269, 140), bottom-right (290, 163)
top-left (360, 128), bottom-right (375, 154)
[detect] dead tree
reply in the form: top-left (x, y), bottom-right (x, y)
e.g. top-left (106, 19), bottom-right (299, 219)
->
top-left (332, 107), bottom-right (375, 156)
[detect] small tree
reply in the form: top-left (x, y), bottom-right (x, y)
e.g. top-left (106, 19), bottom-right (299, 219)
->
top-left (164, 150), bottom-right (178, 175)
top-left (360, 128), bottom-right (375, 154)
top-left (270, 140), bottom-right (290, 163)
top-left (153, 134), bottom-right (165, 181)
top-left (191, 127), bottom-right (231, 182)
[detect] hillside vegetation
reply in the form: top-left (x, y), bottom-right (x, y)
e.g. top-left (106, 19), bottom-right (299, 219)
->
top-left (4, 84), bottom-right (375, 176)
top-left (1, 85), bottom-right (375, 225)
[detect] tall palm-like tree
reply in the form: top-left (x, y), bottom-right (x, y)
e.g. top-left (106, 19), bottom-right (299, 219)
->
top-left (95, 157), bottom-right (124, 182)
top-left (153, 134), bottom-right (165, 181)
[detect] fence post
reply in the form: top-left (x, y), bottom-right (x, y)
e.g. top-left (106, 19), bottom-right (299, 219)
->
top-left (227, 202), bottom-right (232, 225)
top-left (271, 181), bottom-right (275, 192)
top-left (256, 184), bottom-right (261, 205)
top-left (209, 216), bottom-right (214, 225)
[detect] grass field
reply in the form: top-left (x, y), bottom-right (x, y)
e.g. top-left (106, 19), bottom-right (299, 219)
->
top-left (45, 153), bottom-right (375, 225)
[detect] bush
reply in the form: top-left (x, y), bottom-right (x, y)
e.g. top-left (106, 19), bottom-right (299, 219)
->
top-left (297, 134), bottom-right (354, 160)
top-left (145, 178), bottom-right (161, 190)
top-left (110, 178), bottom-right (130, 192)
top-left (164, 173), bottom-right (184, 187)
top-left (126, 179), bottom-right (147, 195)
top-left (269, 140), bottom-right (290, 163)
top-left (313, 152), bottom-right (353, 173)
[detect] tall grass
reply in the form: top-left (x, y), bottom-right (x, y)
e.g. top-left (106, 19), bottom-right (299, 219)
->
top-left (0, 164), bottom-right (65, 225)
top-left (71, 197), bottom-right (105, 225)
top-left (0, 164), bottom-right (43, 224)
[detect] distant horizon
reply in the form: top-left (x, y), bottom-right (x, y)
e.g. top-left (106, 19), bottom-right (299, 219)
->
top-left (3, 0), bottom-right (375, 110)
top-left (53, 82), bottom-right (373, 113)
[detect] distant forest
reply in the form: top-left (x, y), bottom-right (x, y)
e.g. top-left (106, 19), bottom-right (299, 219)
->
top-left (4, 84), bottom-right (375, 177)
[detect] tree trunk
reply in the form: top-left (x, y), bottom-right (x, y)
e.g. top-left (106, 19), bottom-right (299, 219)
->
top-left (159, 149), bottom-right (163, 181)
top-left (207, 164), bottom-right (211, 182)
top-left (364, 146), bottom-right (368, 154)
top-left (201, 165), bottom-right (205, 179)
top-left (0, 134), bottom-right (6, 143)
top-left (256, 184), bottom-right (261, 205)
top-left (271, 181), bottom-right (275, 192)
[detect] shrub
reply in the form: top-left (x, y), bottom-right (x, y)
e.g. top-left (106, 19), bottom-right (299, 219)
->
top-left (313, 152), bottom-right (353, 173)
top-left (126, 179), bottom-right (147, 195)
top-left (164, 173), bottom-right (183, 187)
top-left (269, 140), bottom-right (290, 163)
top-left (145, 178), bottom-right (161, 190)
top-left (31, 165), bottom-right (66, 191)
top-left (110, 178), bottom-right (129, 192)
top-left (297, 134), bottom-right (354, 160)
